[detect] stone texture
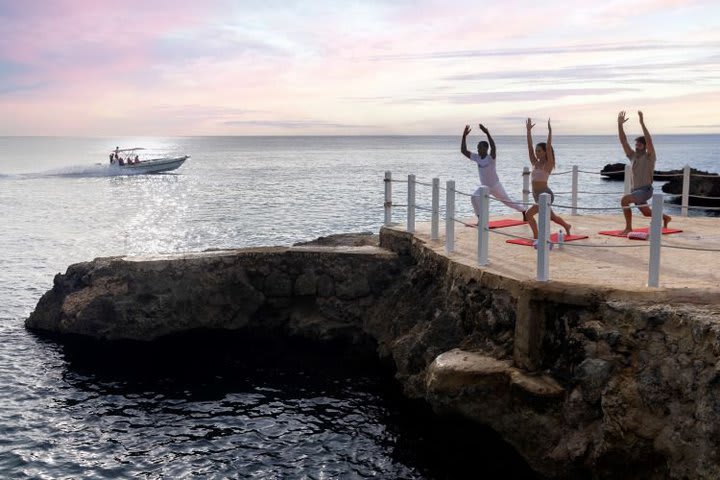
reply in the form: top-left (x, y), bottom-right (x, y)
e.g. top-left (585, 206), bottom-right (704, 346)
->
top-left (294, 272), bottom-right (317, 296)
top-left (27, 246), bottom-right (400, 342)
top-left (24, 229), bottom-right (720, 479)
top-left (662, 172), bottom-right (720, 207)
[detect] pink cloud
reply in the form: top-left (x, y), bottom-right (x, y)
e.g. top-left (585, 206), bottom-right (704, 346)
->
top-left (1, 1), bottom-right (717, 135)
top-left (0, 0), bottom-right (219, 92)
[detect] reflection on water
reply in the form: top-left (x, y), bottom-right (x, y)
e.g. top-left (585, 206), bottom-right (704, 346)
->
top-left (12, 331), bottom-right (541, 479)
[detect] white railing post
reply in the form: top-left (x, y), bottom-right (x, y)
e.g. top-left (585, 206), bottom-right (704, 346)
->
top-left (681, 164), bottom-right (690, 217)
top-left (445, 180), bottom-right (455, 253)
top-left (407, 174), bottom-right (416, 233)
top-left (384, 171), bottom-right (392, 226)
top-left (624, 164), bottom-right (632, 195)
top-left (571, 165), bottom-right (579, 216)
top-left (431, 178), bottom-right (440, 240)
top-left (477, 185), bottom-right (489, 266)
top-left (647, 193), bottom-right (663, 287)
top-left (536, 193), bottom-right (551, 282)
top-left (522, 167), bottom-right (530, 208)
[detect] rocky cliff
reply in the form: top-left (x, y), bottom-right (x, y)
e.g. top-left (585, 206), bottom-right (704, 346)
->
top-left (26, 230), bottom-right (720, 479)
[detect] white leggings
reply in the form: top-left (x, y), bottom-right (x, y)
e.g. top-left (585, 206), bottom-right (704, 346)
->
top-left (471, 183), bottom-right (524, 215)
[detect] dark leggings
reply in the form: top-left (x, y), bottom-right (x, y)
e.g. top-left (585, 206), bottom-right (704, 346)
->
top-left (532, 187), bottom-right (554, 204)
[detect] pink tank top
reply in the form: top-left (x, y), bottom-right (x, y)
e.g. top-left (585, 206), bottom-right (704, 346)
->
top-left (531, 167), bottom-right (549, 182)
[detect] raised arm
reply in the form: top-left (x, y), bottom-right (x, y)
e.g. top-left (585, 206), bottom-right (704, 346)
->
top-left (479, 124), bottom-right (496, 159)
top-left (460, 125), bottom-right (472, 159)
top-left (526, 118), bottom-right (537, 165)
top-left (638, 110), bottom-right (654, 157)
top-left (546, 118), bottom-right (555, 171)
top-left (617, 111), bottom-right (633, 158)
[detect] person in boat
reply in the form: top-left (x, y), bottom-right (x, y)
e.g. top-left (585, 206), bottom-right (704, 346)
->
top-left (524, 118), bottom-right (572, 241)
top-left (134, 154), bottom-right (140, 164)
top-left (616, 110), bottom-right (671, 235)
top-left (460, 123), bottom-right (525, 226)
top-left (109, 153), bottom-right (115, 164)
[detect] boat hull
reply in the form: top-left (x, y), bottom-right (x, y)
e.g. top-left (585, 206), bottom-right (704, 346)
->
top-left (113, 156), bottom-right (189, 174)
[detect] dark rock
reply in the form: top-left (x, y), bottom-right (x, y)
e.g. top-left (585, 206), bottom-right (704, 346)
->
top-left (294, 272), bottom-right (317, 296)
top-left (576, 358), bottom-right (613, 403)
top-left (264, 271), bottom-right (292, 297)
top-left (600, 162), bottom-right (718, 187)
top-left (293, 232), bottom-right (378, 247)
top-left (600, 163), bottom-right (628, 180)
top-left (662, 172), bottom-right (720, 207)
top-left (317, 274), bottom-right (335, 297)
top-left (26, 247), bottom-right (398, 341)
top-left (24, 228), bottom-right (720, 480)
top-left (335, 275), bottom-right (370, 299)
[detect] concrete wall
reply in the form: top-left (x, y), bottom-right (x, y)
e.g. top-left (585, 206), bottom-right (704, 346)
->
top-left (378, 227), bottom-right (720, 479)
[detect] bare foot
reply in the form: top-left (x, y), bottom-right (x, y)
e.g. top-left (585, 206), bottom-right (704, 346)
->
top-left (465, 221), bottom-right (478, 228)
top-left (565, 224), bottom-right (572, 236)
top-left (663, 215), bottom-right (672, 228)
top-left (619, 228), bottom-right (632, 236)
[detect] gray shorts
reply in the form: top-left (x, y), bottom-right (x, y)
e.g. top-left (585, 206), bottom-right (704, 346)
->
top-left (532, 187), bottom-right (554, 204)
top-left (630, 185), bottom-right (653, 204)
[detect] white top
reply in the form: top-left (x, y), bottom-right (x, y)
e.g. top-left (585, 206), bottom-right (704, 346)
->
top-left (470, 152), bottom-right (500, 187)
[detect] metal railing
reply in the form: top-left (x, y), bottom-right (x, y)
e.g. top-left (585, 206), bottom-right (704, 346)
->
top-left (383, 169), bottom-right (719, 288)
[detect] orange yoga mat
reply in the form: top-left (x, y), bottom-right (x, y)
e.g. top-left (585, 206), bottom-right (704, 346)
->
top-left (506, 233), bottom-right (589, 246)
top-left (488, 219), bottom-right (526, 229)
top-left (598, 227), bottom-right (683, 237)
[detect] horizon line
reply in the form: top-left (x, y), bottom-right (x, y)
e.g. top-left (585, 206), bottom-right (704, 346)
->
top-left (2, 133), bottom-right (720, 138)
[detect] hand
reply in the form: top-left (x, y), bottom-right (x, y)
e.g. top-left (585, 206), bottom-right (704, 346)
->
top-left (526, 118), bottom-right (535, 131)
top-left (618, 111), bottom-right (629, 125)
top-left (547, 118), bottom-right (552, 131)
top-left (478, 123), bottom-right (489, 133)
top-left (638, 110), bottom-right (644, 122)
top-left (463, 125), bottom-right (471, 136)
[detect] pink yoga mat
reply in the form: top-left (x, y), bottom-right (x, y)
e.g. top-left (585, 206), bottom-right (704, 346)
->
top-left (488, 219), bottom-right (526, 229)
top-left (598, 227), bottom-right (683, 237)
top-left (465, 218), bottom-right (527, 229)
top-left (506, 233), bottom-right (589, 246)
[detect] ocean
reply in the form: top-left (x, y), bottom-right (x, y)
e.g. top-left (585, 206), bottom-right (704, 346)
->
top-left (1, 135), bottom-right (717, 478)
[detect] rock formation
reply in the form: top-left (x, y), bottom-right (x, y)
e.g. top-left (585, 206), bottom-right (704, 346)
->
top-left (662, 173), bottom-right (720, 207)
top-left (600, 163), bottom-right (716, 183)
top-left (26, 230), bottom-right (720, 479)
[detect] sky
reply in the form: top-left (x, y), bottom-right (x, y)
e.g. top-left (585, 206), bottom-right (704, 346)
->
top-left (1, 0), bottom-right (719, 136)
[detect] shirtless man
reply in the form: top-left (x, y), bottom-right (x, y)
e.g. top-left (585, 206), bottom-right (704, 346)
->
top-left (617, 110), bottom-right (671, 235)
top-left (460, 124), bottom-right (525, 226)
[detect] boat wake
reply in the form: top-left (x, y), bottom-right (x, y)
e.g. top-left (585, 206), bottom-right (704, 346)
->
top-left (3, 164), bottom-right (179, 179)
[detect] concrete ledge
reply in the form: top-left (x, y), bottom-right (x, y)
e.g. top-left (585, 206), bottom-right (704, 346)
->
top-left (427, 349), bottom-right (564, 399)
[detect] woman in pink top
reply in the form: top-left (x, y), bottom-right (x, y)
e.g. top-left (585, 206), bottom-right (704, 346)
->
top-left (525, 118), bottom-right (571, 241)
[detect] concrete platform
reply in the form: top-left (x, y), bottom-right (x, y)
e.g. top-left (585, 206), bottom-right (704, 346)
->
top-left (392, 214), bottom-right (720, 298)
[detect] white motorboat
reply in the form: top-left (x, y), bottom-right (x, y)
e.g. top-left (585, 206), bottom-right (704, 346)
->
top-left (108, 148), bottom-right (189, 174)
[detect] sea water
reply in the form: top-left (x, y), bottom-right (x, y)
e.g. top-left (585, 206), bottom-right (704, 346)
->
top-left (1, 135), bottom-right (717, 478)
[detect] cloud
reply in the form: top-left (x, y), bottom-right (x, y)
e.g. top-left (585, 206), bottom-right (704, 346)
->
top-left (0, 0), bottom-right (219, 93)
top-left (1, 0), bottom-right (718, 134)
top-left (0, 82), bottom-right (46, 95)
top-left (444, 55), bottom-right (720, 83)
top-left (224, 120), bottom-right (378, 130)
top-left (369, 40), bottom-right (720, 62)
top-left (448, 88), bottom-right (638, 103)
top-left (346, 87), bottom-right (637, 106)
top-left (151, 104), bottom-right (259, 117)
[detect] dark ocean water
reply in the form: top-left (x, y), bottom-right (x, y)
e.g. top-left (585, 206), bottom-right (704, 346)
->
top-left (1, 135), bottom-right (717, 478)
